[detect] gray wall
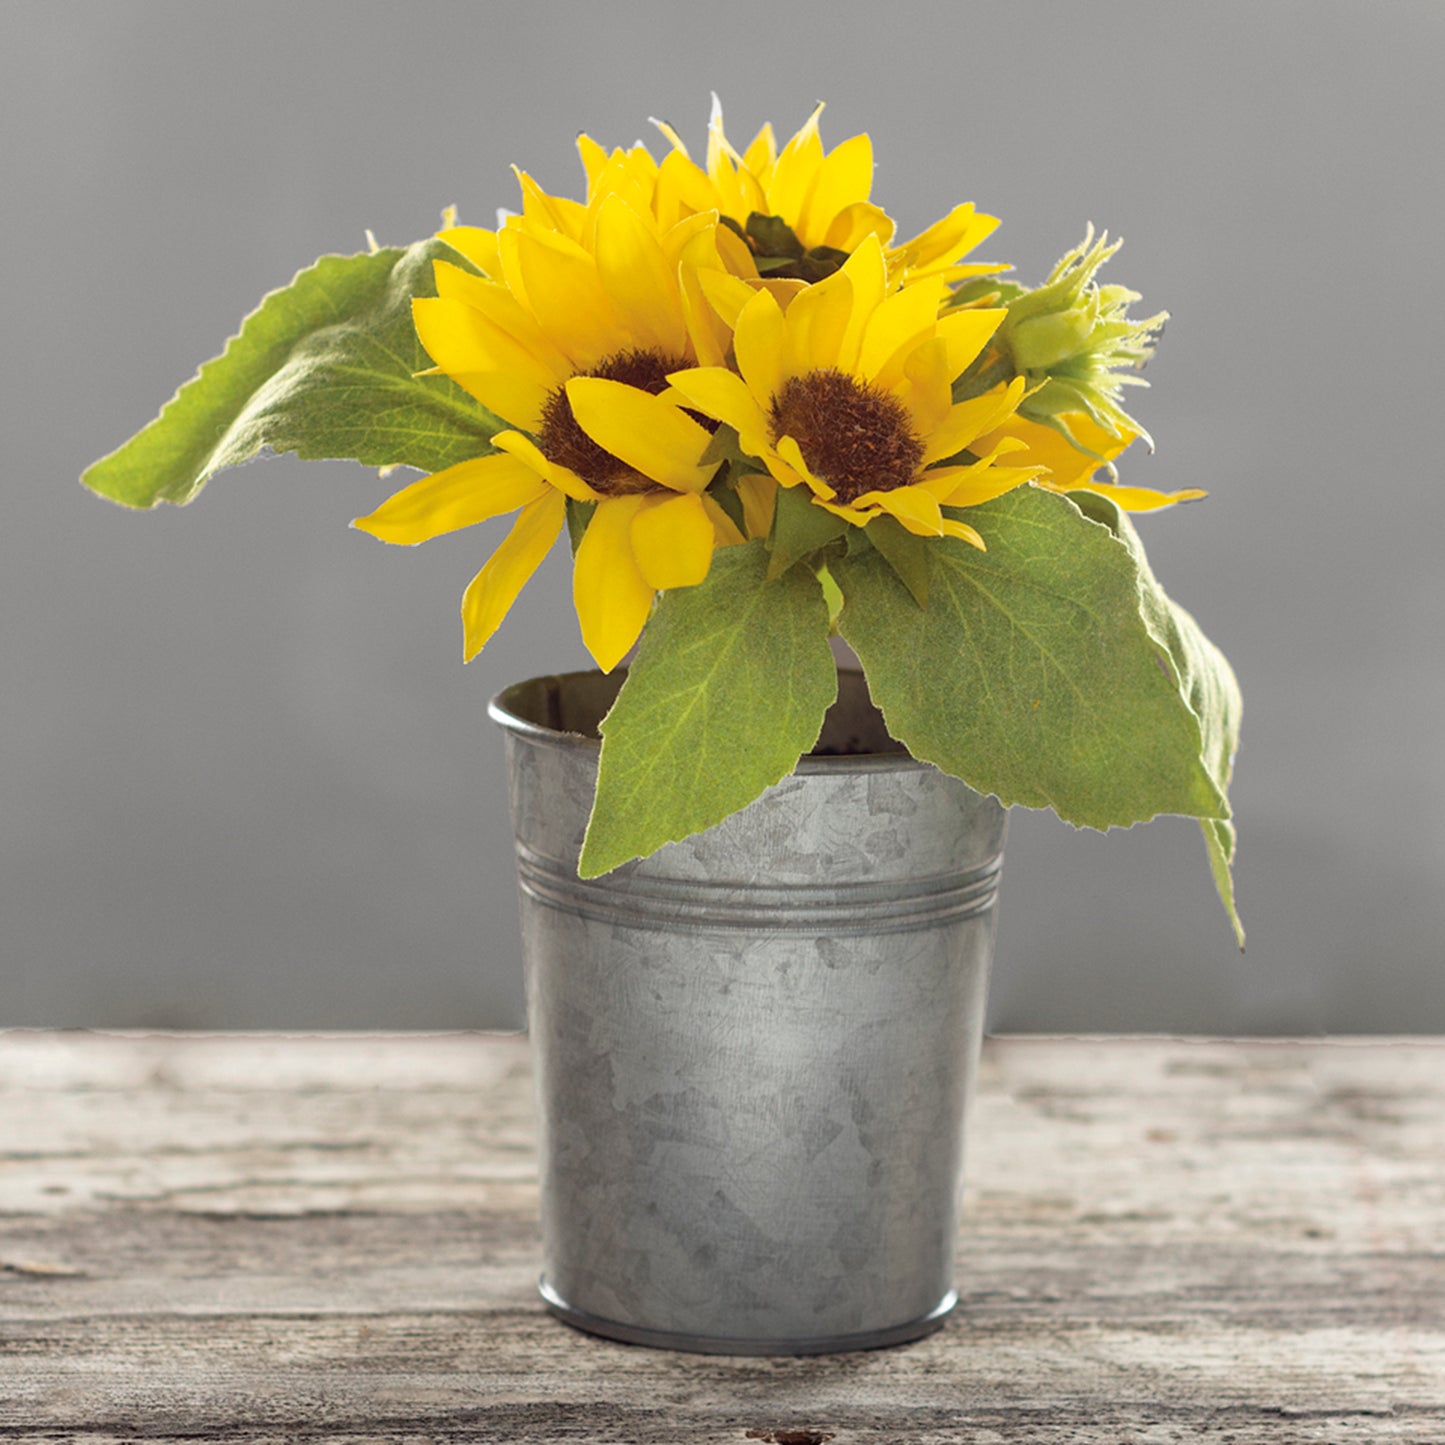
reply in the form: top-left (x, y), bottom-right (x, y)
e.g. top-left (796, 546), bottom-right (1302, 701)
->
top-left (4, 0), bottom-right (1442, 1032)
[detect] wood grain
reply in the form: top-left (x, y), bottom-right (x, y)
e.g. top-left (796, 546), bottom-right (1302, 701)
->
top-left (1, 1033), bottom-right (1441, 1443)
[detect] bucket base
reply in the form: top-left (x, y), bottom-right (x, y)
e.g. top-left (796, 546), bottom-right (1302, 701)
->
top-left (538, 1277), bottom-right (957, 1356)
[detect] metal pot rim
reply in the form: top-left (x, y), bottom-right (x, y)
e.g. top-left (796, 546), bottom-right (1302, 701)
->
top-left (488, 669), bottom-right (933, 775)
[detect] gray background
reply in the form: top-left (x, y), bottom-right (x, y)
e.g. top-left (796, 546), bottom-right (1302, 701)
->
top-left (4, 1), bottom-right (1442, 1033)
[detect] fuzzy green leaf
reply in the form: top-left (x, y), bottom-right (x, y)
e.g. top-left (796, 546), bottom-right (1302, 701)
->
top-left (833, 485), bottom-right (1228, 832)
top-left (864, 515), bottom-right (931, 607)
top-left (82, 238), bottom-right (503, 509)
top-left (767, 482), bottom-right (849, 579)
top-left (579, 541), bottom-right (838, 877)
top-left (1069, 488), bottom-right (1244, 945)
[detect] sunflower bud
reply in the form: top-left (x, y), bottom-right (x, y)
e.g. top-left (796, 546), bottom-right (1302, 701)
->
top-left (995, 227), bottom-right (1166, 452)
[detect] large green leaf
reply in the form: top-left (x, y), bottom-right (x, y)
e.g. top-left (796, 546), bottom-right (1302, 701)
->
top-left (82, 239), bottom-right (503, 509)
top-left (579, 540), bottom-right (838, 878)
top-left (1069, 489), bottom-right (1244, 946)
top-left (833, 485), bottom-right (1229, 832)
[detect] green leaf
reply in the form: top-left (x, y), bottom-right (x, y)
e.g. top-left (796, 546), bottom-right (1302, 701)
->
top-left (1069, 488), bottom-right (1244, 946)
top-left (833, 485), bottom-right (1229, 833)
top-left (818, 564), bottom-right (844, 630)
top-left (767, 482), bottom-right (849, 579)
top-left (82, 238), bottom-right (504, 509)
top-left (699, 423), bottom-right (754, 471)
top-left (579, 540), bottom-right (838, 877)
top-left (862, 515), bottom-right (931, 608)
top-left (1202, 817), bottom-right (1243, 948)
top-left (708, 474), bottom-right (748, 536)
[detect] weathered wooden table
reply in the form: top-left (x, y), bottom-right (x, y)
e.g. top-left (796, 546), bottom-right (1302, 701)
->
top-left (1, 1033), bottom-right (1441, 1443)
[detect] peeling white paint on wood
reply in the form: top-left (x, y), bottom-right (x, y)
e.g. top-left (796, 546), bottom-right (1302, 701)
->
top-left (1, 1033), bottom-right (1442, 1443)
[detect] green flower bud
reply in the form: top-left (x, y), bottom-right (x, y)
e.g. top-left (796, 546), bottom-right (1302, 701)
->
top-left (996, 227), bottom-right (1167, 454)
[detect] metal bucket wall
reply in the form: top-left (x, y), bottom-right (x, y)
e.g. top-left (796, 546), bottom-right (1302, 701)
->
top-left (489, 670), bottom-right (1006, 1356)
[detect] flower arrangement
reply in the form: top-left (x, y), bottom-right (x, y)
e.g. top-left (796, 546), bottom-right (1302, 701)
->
top-left (82, 100), bottom-right (1242, 941)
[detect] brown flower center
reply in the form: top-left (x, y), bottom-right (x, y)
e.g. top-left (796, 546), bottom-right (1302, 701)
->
top-left (769, 370), bottom-right (924, 503)
top-left (538, 349), bottom-right (691, 497)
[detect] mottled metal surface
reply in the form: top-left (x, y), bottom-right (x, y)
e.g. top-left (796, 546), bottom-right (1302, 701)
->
top-left (490, 671), bottom-right (1006, 1354)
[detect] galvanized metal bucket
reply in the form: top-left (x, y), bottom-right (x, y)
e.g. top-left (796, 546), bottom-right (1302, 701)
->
top-left (488, 669), bottom-right (1006, 1356)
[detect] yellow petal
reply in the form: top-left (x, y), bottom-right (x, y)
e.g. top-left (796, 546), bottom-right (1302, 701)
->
top-left (702, 492), bottom-right (748, 547)
top-left (673, 244), bottom-right (731, 368)
top-left (813, 497), bottom-right (875, 528)
top-left (412, 296), bottom-right (554, 389)
top-left (834, 236), bottom-right (888, 374)
top-left (773, 435), bottom-right (835, 499)
top-left (653, 150), bottom-right (717, 231)
top-left (661, 209), bottom-right (723, 269)
top-left (731, 287), bottom-right (788, 411)
top-left (921, 377), bottom-right (1029, 464)
top-left (650, 113), bottom-right (691, 158)
top-left (436, 371), bottom-right (549, 435)
top-left (856, 485), bottom-right (945, 536)
top-left (858, 275), bottom-right (948, 383)
top-left (437, 226), bottom-right (501, 277)
top-left (932, 260), bottom-right (1013, 286)
top-left (577, 133), bottom-right (609, 192)
top-left (1064, 481), bottom-right (1208, 511)
top-left (353, 453), bottom-right (547, 544)
top-left (490, 430), bottom-right (601, 502)
top-left (564, 378), bottom-right (717, 493)
top-left (630, 492), bottom-right (717, 589)
top-left (762, 448), bottom-right (811, 494)
top-left (732, 472), bottom-right (778, 539)
top-left (593, 194), bottom-right (688, 358)
top-left (824, 201), bottom-right (896, 253)
top-left (741, 120), bottom-right (778, 177)
top-left (982, 413), bottom-right (1134, 490)
top-left (939, 516), bottom-right (987, 550)
top-left (766, 102), bottom-right (826, 227)
top-left (897, 202), bottom-right (1000, 273)
top-left (935, 307), bottom-right (1008, 382)
top-left (589, 144), bottom-right (663, 225)
top-left (461, 489), bottom-right (565, 661)
top-left (713, 218), bottom-right (759, 278)
top-left (430, 261), bottom-right (572, 378)
top-left (698, 266), bottom-right (766, 331)
top-left (512, 166), bottom-right (587, 239)
top-left (514, 229), bottom-right (620, 367)
top-left (572, 495), bottom-right (656, 672)
top-left (895, 336), bottom-right (954, 439)
top-left (750, 276), bottom-right (809, 307)
top-left (706, 97), bottom-right (770, 218)
top-left (494, 225), bottom-right (528, 309)
top-left (797, 132), bottom-right (873, 246)
top-left (666, 366), bottom-right (773, 457)
top-left (925, 460), bottom-right (1040, 509)
top-left (784, 265), bottom-right (856, 377)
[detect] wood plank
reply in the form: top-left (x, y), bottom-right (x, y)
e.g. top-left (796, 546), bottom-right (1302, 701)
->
top-left (1, 1033), bottom-right (1442, 1443)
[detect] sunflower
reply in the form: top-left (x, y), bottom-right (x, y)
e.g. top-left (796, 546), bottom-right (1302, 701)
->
top-left (665, 236), bottom-right (1039, 550)
top-left (647, 98), bottom-right (1007, 291)
top-left (468, 98), bottom-right (1004, 296)
top-left (352, 199), bottom-right (745, 671)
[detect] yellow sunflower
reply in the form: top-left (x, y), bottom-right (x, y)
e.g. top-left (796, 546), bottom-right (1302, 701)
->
top-left (352, 199), bottom-right (744, 672)
top-left (472, 98), bottom-right (1003, 294)
top-left (647, 98), bottom-right (1007, 290)
top-left (666, 236), bottom-right (1039, 550)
